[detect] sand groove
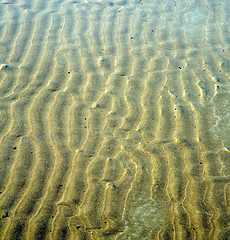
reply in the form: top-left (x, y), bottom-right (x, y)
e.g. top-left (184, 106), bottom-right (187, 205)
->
top-left (0, 0), bottom-right (230, 239)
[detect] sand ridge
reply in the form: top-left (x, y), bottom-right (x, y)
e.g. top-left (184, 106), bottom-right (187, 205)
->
top-left (0, 0), bottom-right (230, 239)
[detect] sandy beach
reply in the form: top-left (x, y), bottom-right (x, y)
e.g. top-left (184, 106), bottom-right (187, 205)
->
top-left (0, 0), bottom-right (230, 239)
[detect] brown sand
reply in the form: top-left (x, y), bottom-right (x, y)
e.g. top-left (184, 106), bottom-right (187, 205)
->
top-left (0, 0), bottom-right (230, 239)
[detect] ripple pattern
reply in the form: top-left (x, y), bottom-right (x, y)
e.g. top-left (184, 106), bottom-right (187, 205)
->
top-left (0, 0), bottom-right (230, 239)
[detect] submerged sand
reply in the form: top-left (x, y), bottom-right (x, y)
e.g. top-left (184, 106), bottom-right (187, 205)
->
top-left (0, 0), bottom-right (230, 239)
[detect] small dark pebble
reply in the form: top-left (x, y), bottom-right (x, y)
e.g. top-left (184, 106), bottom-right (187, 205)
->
top-left (186, 230), bottom-right (191, 238)
top-left (110, 183), bottom-right (116, 189)
top-left (74, 199), bottom-right (80, 205)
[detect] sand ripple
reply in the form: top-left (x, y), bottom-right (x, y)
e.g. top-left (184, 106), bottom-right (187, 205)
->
top-left (0, 0), bottom-right (230, 239)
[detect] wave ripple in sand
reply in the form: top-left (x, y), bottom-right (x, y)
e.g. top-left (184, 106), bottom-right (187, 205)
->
top-left (0, 0), bottom-right (230, 239)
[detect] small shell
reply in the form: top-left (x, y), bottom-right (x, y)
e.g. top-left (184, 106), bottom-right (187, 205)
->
top-left (104, 89), bottom-right (112, 95)
top-left (0, 64), bottom-right (9, 70)
top-left (92, 102), bottom-right (100, 109)
top-left (98, 56), bottom-right (104, 61)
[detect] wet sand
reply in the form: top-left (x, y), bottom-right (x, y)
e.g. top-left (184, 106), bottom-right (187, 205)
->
top-left (0, 0), bottom-right (230, 239)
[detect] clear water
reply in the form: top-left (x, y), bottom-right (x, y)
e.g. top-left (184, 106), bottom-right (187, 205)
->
top-left (0, 0), bottom-right (230, 239)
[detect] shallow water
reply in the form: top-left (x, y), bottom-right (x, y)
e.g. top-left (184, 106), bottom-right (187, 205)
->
top-left (0, 0), bottom-right (230, 239)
